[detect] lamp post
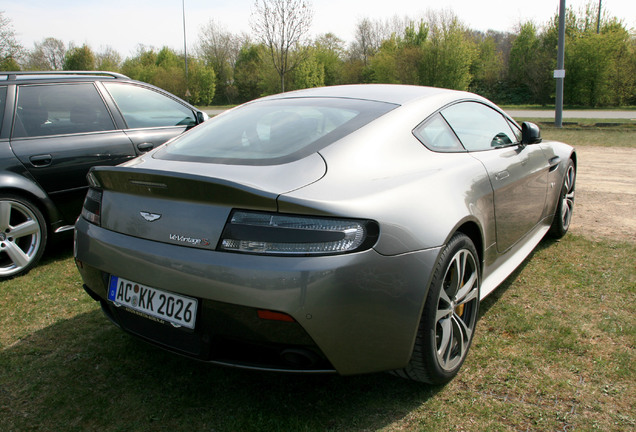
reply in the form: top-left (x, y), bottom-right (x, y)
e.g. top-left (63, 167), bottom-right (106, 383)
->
top-left (555, 0), bottom-right (566, 128)
top-left (183, 0), bottom-right (188, 80)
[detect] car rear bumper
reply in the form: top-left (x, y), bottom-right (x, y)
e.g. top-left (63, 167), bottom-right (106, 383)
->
top-left (74, 217), bottom-right (441, 375)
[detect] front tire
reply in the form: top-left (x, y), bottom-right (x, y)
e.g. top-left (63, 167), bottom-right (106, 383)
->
top-left (395, 233), bottom-right (480, 384)
top-left (0, 194), bottom-right (47, 279)
top-left (549, 159), bottom-right (576, 239)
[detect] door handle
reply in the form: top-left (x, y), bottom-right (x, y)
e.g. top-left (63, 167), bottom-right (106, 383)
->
top-left (494, 170), bottom-right (510, 181)
top-left (137, 142), bottom-right (154, 152)
top-left (548, 156), bottom-right (561, 172)
top-left (29, 154), bottom-right (52, 167)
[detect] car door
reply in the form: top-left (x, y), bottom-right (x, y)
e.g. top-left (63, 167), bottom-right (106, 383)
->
top-left (101, 82), bottom-right (198, 153)
top-left (441, 102), bottom-right (549, 252)
top-left (10, 82), bottom-right (138, 223)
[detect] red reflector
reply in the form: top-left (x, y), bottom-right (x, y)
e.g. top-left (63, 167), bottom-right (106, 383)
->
top-left (257, 310), bottom-right (295, 322)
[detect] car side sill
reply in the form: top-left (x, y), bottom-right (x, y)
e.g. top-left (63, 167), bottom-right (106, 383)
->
top-left (480, 223), bottom-right (551, 300)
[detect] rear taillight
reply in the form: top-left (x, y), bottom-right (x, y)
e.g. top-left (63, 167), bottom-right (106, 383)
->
top-left (81, 188), bottom-right (102, 226)
top-left (218, 210), bottom-right (378, 256)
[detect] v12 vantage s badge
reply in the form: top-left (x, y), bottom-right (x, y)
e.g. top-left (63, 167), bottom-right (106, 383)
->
top-left (169, 234), bottom-right (210, 247)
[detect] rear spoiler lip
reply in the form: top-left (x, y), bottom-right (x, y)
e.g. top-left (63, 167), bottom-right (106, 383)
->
top-left (89, 165), bottom-right (280, 212)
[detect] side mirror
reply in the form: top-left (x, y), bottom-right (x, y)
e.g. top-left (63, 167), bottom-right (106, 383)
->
top-left (196, 111), bottom-right (209, 124)
top-left (521, 122), bottom-right (542, 145)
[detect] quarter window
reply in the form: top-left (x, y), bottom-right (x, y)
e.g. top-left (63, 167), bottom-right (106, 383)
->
top-left (441, 102), bottom-right (519, 151)
top-left (13, 84), bottom-right (115, 138)
top-left (104, 83), bottom-right (196, 129)
top-left (413, 113), bottom-right (464, 152)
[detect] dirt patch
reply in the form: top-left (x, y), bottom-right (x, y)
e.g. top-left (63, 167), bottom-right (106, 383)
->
top-left (569, 146), bottom-right (636, 242)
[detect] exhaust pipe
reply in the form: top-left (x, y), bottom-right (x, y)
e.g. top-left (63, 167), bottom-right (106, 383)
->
top-left (280, 348), bottom-right (320, 369)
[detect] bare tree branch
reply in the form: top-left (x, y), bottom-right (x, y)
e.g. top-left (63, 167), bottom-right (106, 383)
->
top-left (250, 0), bottom-right (314, 92)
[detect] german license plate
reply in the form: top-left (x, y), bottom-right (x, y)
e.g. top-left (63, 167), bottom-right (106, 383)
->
top-left (108, 276), bottom-right (197, 329)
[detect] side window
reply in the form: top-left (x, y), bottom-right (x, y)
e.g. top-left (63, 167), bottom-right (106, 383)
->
top-left (413, 113), bottom-right (464, 152)
top-left (13, 84), bottom-right (115, 138)
top-left (0, 86), bottom-right (7, 136)
top-left (441, 102), bottom-right (519, 151)
top-left (507, 118), bottom-right (523, 143)
top-left (103, 83), bottom-right (196, 129)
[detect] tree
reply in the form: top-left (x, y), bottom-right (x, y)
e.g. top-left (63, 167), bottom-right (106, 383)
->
top-left (185, 59), bottom-right (216, 106)
top-left (292, 50), bottom-right (324, 89)
top-left (119, 45), bottom-right (216, 103)
top-left (419, 11), bottom-right (476, 90)
top-left (63, 44), bottom-right (96, 70)
top-left (608, 24), bottom-right (636, 106)
top-left (508, 22), bottom-right (553, 104)
top-left (250, 0), bottom-right (314, 92)
top-left (368, 36), bottom-right (400, 84)
top-left (156, 46), bottom-right (181, 69)
top-left (198, 20), bottom-right (242, 103)
top-left (96, 46), bottom-right (122, 71)
top-left (121, 45), bottom-right (158, 83)
top-left (560, 4), bottom-right (635, 107)
top-left (349, 18), bottom-right (379, 67)
top-left (470, 33), bottom-right (505, 100)
top-left (0, 12), bottom-right (23, 70)
top-left (394, 21), bottom-right (427, 85)
top-left (349, 16), bottom-right (410, 67)
top-left (313, 33), bottom-right (345, 86)
top-left (148, 47), bottom-right (186, 98)
top-left (234, 43), bottom-right (264, 102)
top-left (25, 37), bottom-right (66, 70)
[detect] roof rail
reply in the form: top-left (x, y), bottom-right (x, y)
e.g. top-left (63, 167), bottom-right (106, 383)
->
top-left (0, 71), bottom-right (130, 80)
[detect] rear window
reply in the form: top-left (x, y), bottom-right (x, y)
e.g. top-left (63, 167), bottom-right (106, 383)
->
top-left (154, 98), bottom-right (397, 165)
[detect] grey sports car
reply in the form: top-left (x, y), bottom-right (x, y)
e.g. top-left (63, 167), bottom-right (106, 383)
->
top-left (74, 84), bottom-right (576, 384)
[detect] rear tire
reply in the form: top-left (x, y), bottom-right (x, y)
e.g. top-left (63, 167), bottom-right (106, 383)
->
top-left (0, 194), bottom-right (47, 279)
top-left (395, 233), bottom-right (480, 384)
top-left (549, 159), bottom-right (576, 239)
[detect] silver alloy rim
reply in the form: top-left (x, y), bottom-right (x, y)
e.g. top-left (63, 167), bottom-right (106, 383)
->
top-left (561, 165), bottom-right (576, 230)
top-left (435, 248), bottom-right (479, 371)
top-left (0, 200), bottom-right (42, 277)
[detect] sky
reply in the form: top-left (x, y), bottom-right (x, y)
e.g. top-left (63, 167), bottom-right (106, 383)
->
top-left (3, 0), bottom-right (635, 58)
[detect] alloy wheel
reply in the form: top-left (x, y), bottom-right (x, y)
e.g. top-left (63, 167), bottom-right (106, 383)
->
top-left (0, 199), bottom-right (44, 278)
top-left (435, 248), bottom-right (480, 372)
top-left (560, 163), bottom-right (576, 231)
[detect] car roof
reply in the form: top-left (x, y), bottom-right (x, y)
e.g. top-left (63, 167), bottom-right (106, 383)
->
top-left (260, 84), bottom-right (473, 106)
top-left (0, 71), bottom-right (130, 83)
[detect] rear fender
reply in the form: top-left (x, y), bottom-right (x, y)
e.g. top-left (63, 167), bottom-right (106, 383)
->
top-left (0, 171), bottom-right (65, 230)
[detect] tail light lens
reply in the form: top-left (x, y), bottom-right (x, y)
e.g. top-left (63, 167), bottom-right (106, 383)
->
top-left (81, 188), bottom-right (102, 226)
top-left (218, 210), bottom-right (378, 256)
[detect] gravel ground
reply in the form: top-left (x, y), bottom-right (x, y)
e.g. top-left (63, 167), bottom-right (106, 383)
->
top-left (569, 146), bottom-right (636, 242)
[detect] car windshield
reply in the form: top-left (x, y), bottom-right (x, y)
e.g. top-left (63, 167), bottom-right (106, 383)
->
top-left (154, 97), bottom-right (397, 165)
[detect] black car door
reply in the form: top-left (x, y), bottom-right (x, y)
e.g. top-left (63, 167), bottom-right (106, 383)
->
top-left (9, 82), bottom-right (138, 223)
top-left (101, 82), bottom-right (198, 153)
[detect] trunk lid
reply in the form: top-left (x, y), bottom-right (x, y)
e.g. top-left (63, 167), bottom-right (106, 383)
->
top-left (90, 154), bottom-right (326, 249)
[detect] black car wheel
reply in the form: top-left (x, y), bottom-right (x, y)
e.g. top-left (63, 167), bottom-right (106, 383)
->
top-left (396, 233), bottom-right (480, 384)
top-left (0, 194), bottom-right (47, 279)
top-left (549, 159), bottom-right (576, 239)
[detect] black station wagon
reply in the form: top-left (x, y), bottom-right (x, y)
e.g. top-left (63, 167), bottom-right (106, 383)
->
top-left (0, 71), bottom-right (207, 278)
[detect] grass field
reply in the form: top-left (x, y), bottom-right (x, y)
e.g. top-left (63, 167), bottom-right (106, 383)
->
top-left (515, 118), bottom-right (635, 147)
top-left (541, 127), bottom-right (635, 148)
top-left (1, 128), bottom-right (634, 431)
